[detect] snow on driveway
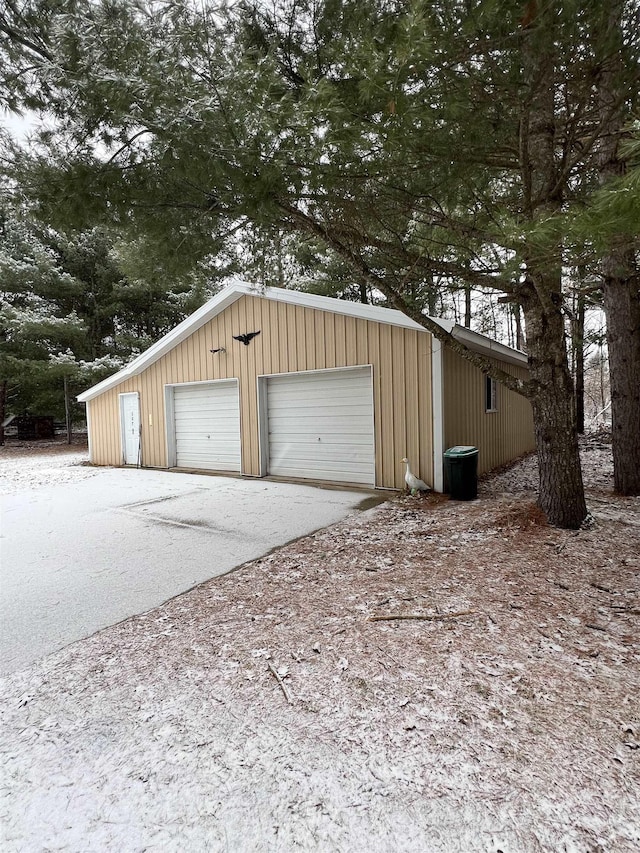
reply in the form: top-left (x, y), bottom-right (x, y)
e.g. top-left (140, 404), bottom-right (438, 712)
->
top-left (0, 451), bottom-right (374, 675)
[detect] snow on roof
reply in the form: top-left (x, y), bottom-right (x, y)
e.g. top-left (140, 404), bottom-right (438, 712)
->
top-left (77, 278), bottom-right (527, 402)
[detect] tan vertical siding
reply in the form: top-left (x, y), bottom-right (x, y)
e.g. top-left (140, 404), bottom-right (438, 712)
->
top-left (442, 348), bottom-right (534, 475)
top-left (268, 300), bottom-right (279, 374)
top-left (305, 309), bottom-right (315, 369)
top-left (86, 293), bottom-right (438, 490)
top-left (286, 304), bottom-right (297, 370)
top-left (277, 303), bottom-right (289, 372)
top-left (323, 311), bottom-right (336, 369)
top-left (404, 330), bottom-right (419, 477)
top-left (334, 313), bottom-right (346, 366)
top-left (345, 316), bottom-right (357, 365)
top-left (355, 317), bottom-right (368, 365)
top-left (314, 310), bottom-right (324, 368)
top-left (367, 321), bottom-right (384, 487)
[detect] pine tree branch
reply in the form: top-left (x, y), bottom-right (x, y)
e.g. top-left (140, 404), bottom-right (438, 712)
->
top-left (277, 200), bottom-right (532, 398)
top-left (104, 130), bottom-right (155, 166)
top-left (0, 11), bottom-right (53, 64)
top-left (549, 91), bottom-right (632, 202)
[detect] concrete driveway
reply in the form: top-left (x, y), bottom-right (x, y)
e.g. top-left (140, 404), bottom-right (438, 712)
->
top-left (0, 467), bottom-right (375, 675)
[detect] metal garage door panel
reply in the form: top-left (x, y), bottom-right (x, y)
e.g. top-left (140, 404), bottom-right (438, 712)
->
top-left (267, 368), bottom-right (374, 485)
top-left (173, 382), bottom-right (241, 471)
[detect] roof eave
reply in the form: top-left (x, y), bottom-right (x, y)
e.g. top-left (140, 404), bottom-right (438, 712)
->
top-left (453, 326), bottom-right (529, 367)
top-left (76, 279), bottom-right (526, 403)
top-left (77, 280), bottom-right (257, 402)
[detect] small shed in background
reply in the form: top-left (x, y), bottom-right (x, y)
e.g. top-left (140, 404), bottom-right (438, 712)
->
top-left (15, 415), bottom-right (55, 440)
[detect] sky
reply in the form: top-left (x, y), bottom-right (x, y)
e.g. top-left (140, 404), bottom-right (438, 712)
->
top-left (2, 109), bottom-right (39, 143)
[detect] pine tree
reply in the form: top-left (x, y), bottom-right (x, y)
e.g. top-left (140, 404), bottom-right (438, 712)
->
top-left (0, 197), bottom-right (87, 434)
top-left (3, 0), bottom-right (638, 523)
top-left (0, 193), bottom-right (205, 430)
top-left (592, 0), bottom-right (640, 495)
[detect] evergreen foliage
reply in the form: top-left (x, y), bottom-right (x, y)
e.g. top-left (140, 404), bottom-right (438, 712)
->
top-left (2, 0), bottom-right (639, 520)
top-left (0, 193), bottom-right (207, 427)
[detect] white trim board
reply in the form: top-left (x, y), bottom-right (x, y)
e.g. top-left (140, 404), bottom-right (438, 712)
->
top-left (431, 339), bottom-right (445, 493)
top-left (85, 401), bottom-right (93, 463)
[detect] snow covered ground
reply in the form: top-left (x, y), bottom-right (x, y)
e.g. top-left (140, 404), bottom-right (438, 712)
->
top-left (1, 437), bottom-right (638, 852)
top-left (0, 445), bottom-right (93, 494)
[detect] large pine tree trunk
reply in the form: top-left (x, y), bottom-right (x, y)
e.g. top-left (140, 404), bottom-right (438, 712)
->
top-left (572, 288), bottom-right (586, 434)
top-left (518, 4), bottom-right (587, 528)
top-left (514, 305), bottom-right (525, 352)
top-left (596, 1), bottom-right (640, 494)
top-left (603, 261), bottom-right (640, 493)
top-left (522, 286), bottom-right (587, 528)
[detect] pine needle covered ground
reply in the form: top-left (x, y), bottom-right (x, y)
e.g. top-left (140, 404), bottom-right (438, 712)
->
top-left (1, 435), bottom-right (638, 852)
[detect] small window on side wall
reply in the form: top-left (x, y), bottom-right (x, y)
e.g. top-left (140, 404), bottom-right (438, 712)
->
top-left (485, 376), bottom-right (498, 413)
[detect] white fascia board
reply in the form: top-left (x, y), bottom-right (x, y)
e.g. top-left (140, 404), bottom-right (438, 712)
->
top-left (452, 326), bottom-right (528, 367)
top-left (77, 280), bottom-right (257, 402)
top-left (262, 286), bottom-right (455, 334)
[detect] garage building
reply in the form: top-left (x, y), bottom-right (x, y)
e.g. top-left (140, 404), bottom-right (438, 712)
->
top-left (78, 281), bottom-right (535, 491)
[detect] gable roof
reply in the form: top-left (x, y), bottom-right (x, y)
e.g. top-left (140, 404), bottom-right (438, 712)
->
top-left (77, 278), bottom-right (527, 402)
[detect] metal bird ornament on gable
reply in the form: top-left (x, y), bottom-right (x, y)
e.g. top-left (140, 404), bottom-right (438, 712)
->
top-left (401, 457), bottom-right (430, 495)
top-left (233, 331), bottom-right (261, 346)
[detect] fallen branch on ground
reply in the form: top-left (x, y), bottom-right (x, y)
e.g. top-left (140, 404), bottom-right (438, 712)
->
top-left (591, 582), bottom-right (615, 594)
top-left (267, 661), bottom-right (293, 704)
top-left (368, 610), bottom-right (477, 623)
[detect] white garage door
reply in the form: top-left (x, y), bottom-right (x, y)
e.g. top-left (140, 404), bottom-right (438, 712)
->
top-left (266, 367), bottom-right (375, 485)
top-left (173, 381), bottom-right (241, 471)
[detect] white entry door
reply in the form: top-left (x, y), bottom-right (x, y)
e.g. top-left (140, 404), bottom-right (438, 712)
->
top-left (172, 381), bottom-right (241, 471)
top-left (266, 367), bottom-right (375, 485)
top-left (119, 392), bottom-right (141, 466)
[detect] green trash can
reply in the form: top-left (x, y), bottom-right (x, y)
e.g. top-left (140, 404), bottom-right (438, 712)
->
top-left (444, 446), bottom-right (479, 500)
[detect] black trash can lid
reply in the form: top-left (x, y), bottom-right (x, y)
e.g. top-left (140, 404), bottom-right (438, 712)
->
top-left (444, 445), bottom-right (479, 457)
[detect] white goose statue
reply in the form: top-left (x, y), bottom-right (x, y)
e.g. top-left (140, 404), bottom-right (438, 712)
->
top-left (401, 458), bottom-right (430, 495)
